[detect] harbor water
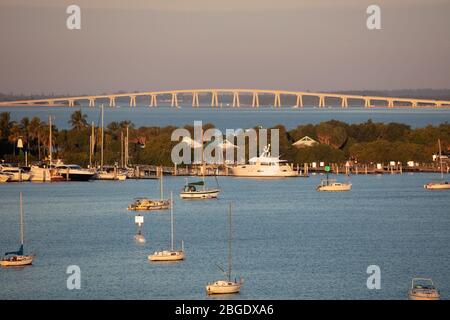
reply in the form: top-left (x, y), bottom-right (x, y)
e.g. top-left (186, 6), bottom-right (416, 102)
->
top-left (1, 173), bottom-right (449, 299)
top-left (2, 106), bottom-right (450, 130)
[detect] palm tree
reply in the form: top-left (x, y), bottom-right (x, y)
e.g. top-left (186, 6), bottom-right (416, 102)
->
top-left (69, 110), bottom-right (88, 131)
top-left (28, 117), bottom-right (43, 159)
top-left (0, 112), bottom-right (13, 140)
top-left (8, 123), bottom-right (23, 160)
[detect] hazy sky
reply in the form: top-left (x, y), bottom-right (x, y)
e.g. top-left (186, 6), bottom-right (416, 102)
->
top-left (1, 0), bottom-right (449, 95)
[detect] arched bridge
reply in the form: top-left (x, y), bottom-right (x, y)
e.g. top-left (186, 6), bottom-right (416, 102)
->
top-left (1, 89), bottom-right (449, 108)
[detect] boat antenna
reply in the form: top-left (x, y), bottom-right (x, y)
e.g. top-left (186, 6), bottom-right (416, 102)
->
top-left (100, 104), bottom-right (104, 171)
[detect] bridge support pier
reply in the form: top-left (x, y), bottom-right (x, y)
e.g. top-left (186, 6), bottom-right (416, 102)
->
top-left (129, 96), bottom-right (136, 107)
top-left (341, 97), bottom-right (348, 108)
top-left (171, 93), bottom-right (179, 107)
top-left (68, 99), bottom-right (75, 107)
top-left (109, 97), bottom-right (116, 107)
top-left (296, 95), bottom-right (303, 108)
top-left (211, 91), bottom-right (219, 107)
top-left (274, 93), bottom-right (281, 108)
top-left (192, 92), bottom-right (199, 107)
top-left (150, 94), bottom-right (157, 107)
top-left (318, 95), bottom-right (325, 108)
top-left (387, 99), bottom-right (394, 108)
top-left (364, 98), bottom-right (371, 108)
top-left (232, 92), bottom-right (240, 108)
top-left (252, 92), bottom-right (259, 107)
top-left (89, 99), bottom-right (95, 107)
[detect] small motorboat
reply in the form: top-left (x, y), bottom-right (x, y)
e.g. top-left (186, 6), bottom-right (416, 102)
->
top-left (408, 278), bottom-right (440, 300)
top-left (1, 193), bottom-right (35, 267)
top-left (180, 180), bottom-right (220, 200)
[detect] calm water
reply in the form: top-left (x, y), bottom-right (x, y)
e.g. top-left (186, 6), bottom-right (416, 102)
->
top-left (2, 106), bottom-right (450, 130)
top-left (1, 174), bottom-right (449, 300)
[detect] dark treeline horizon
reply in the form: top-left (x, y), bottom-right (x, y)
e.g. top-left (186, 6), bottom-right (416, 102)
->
top-left (0, 111), bottom-right (449, 167)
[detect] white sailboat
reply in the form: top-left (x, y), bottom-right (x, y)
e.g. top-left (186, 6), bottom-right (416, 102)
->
top-left (148, 192), bottom-right (185, 262)
top-left (128, 174), bottom-right (170, 211)
top-left (206, 203), bottom-right (243, 295)
top-left (1, 192), bottom-right (35, 267)
top-left (424, 139), bottom-right (450, 190)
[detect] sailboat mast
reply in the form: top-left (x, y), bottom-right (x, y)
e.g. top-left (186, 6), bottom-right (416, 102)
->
top-left (438, 139), bottom-right (444, 180)
top-left (160, 173), bottom-right (164, 200)
top-left (48, 116), bottom-right (52, 166)
top-left (170, 191), bottom-right (174, 251)
top-left (228, 203), bottom-right (232, 281)
top-left (90, 121), bottom-right (94, 167)
top-left (201, 126), bottom-right (205, 190)
top-left (120, 130), bottom-right (124, 168)
top-left (100, 105), bottom-right (104, 170)
top-left (19, 192), bottom-right (24, 246)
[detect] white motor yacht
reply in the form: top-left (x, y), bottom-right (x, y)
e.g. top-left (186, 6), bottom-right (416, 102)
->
top-left (227, 144), bottom-right (298, 177)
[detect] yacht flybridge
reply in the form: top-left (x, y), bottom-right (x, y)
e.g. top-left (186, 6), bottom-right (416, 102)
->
top-left (228, 144), bottom-right (299, 177)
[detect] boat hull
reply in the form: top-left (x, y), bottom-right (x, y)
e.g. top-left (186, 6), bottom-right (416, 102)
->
top-left (228, 164), bottom-right (298, 177)
top-left (148, 251), bottom-right (185, 261)
top-left (180, 189), bottom-right (219, 199)
top-left (127, 199), bottom-right (170, 211)
top-left (206, 281), bottom-right (242, 295)
top-left (95, 172), bottom-right (127, 181)
top-left (408, 290), bottom-right (440, 300)
top-left (317, 184), bottom-right (352, 192)
top-left (59, 172), bottom-right (95, 181)
top-left (0, 174), bottom-right (10, 183)
top-left (0, 255), bottom-right (33, 267)
top-left (424, 183), bottom-right (450, 190)
top-left (1, 172), bottom-right (31, 182)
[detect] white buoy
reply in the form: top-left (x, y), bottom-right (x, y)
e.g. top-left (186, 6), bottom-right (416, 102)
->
top-left (134, 214), bottom-right (146, 244)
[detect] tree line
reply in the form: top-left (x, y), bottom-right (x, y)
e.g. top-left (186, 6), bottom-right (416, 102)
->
top-left (0, 111), bottom-right (448, 166)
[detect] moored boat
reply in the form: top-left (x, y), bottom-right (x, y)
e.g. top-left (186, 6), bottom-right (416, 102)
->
top-left (128, 174), bottom-right (170, 210)
top-left (424, 139), bottom-right (450, 190)
top-left (408, 278), bottom-right (440, 300)
top-left (206, 203), bottom-right (243, 295)
top-left (55, 164), bottom-right (95, 181)
top-left (148, 192), bottom-right (185, 262)
top-left (0, 165), bottom-right (31, 182)
top-left (227, 144), bottom-right (299, 177)
top-left (0, 192), bottom-right (34, 267)
top-left (316, 179), bottom-right (352, 192)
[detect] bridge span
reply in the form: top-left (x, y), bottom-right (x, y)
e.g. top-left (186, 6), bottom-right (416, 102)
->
top-left (1, 89), bottom-right (449, 108)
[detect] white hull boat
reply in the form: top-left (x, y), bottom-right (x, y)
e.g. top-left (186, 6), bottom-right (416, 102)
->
top-left (206, 280), bottom-right (243, 295)
top-left (228, 144), bottom-right (298, 177)
top-left (408, 278), bottom-right (440, 300)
